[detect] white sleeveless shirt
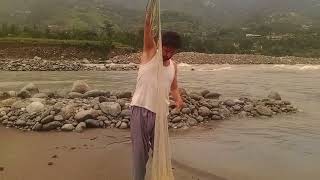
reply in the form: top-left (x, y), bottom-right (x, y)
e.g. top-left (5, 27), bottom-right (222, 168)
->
top-left (131, 52), bottom-right (175, 113)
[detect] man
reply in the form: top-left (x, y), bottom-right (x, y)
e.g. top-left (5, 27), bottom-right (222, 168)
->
top-left (130, 9), bottom-right (183, 180)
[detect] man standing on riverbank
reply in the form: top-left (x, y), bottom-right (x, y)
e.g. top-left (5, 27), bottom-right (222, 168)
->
top-left (129, 9), bottom-right (184, 180)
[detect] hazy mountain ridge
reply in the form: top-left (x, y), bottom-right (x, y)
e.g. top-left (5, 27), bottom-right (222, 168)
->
top-left (0, 0), bottom-right (319, 33)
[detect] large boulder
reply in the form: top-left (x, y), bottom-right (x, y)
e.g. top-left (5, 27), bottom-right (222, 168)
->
top-left (26, 102), bottom-right (44, 114)
top-left (268, 91), bottom-right (281, 100)
top-left (99, 102), bottom-right (121, 116)
top-left (71, 80), bottom-right (90, 94)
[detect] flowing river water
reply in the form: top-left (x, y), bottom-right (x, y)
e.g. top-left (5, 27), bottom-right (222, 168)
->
top-left (0, 64), bottom-right (320, 180)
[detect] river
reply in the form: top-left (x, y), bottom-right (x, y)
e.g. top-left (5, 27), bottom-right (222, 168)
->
top-left (0, 64), bottom-right (320, 180)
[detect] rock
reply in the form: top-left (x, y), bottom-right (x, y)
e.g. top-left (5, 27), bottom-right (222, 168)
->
top-left (99, 102), bottom-right (121, 116)
top-left (239, 111), bottom-right (248, 118)
top-left (32, 122), bottom-right (42, 131)
top-left (224, 99), bottom-right (236, 107)
top-left (74, 109), bottom-right (99, 122)
top-left (34, 56), bottom-right (42, 61)
top-left (54, 115), bottom-right (64, 121)
top-left (71, 80), bottom-right (90, 94)
top-left (53, 102), bottom-right (64, 112)
top-left (20, 83), bottom-right (39, 95)
top-left (12, 100), bottom-right (30, 109)
top-left (255, 105), bottom-right (273, 116)
top-left (33, 93), bottom-right (48, 98)
top-left (283, 101), bottom-right (291, 105)
top-left (190, 93), bottom-right (202, 101)
top-left (42, 121), bottom-right (62, 131)
top-left (118, 92), bottom-right (132, 99)
top-left (233, 105), bottom-right (242, 111)
top-left (85, 119), bottom-right (100, 128)
top-left (2, 120), bottom-right (8, 125)
top-left (0, 98), bottom-right (17, 107)
top-left (40, 115), bottom-right (54, 124)
top-left (120, 109), bottom-right (131, 117)
top-left (82, 58), bottom-right (90, 64)
top-left (268, 91), bottom-right (281, 100)
top-left (83, 90), bottom-right (108, 98)
top-left (61, 124), bottom-right (75, 131)
top-left (29, 98), bottom-right (45, 103)
top-left (212, 115), bottom-right (222, 120)
top-left (181, 108), bottom-right (191, 114)
top-left (68, 92), bottom-right (84, 99)
top-left (219, 107), bottom-right (231, 118)
top-left (104, 120), bottom-right (112, 126)
top-left (55, 89), bottom-right (69, 98)
top-left (61, 104), bottom-right (76, 119)
top-left (119, 122), bottom-right (129, 129)
top-left (172, 116), bottom-right (182, 123)
top-left (200, 90), bottom-right (210, 97)
top-left (17, 90), bottom-right (31, 99)
top-left (198, 106), bottom-right (211, 117)
top-left (204, 92), bottom-right (221, 99)
top-left (0, 91), bottom-right (10, 100)
top-left (243, 104), bottom-right (254, 112)
top-left (209, 100), bottom-right (220, 108)
top-left (75, 122), bottom-right (86, 133)
top-left (26, 102), bottom-right (44, 113)
top-left (15, 119), bottom-right (26, 126)
top-left (170, 108), bottom-right (180, 115)
top-left (187, 118), bottom-right (198, 126)
top-left (116, 121), bottom-right (122, 128)
top-left (97, 116), bottom-right (108, 121)
top-left (7, 91), bottom-right (17, 97)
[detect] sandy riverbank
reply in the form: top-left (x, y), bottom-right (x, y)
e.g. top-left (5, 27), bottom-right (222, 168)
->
top-left (0, 127), bottom-right (225, 180)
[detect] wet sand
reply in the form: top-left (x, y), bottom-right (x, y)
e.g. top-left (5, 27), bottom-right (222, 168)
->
top-left (0, 127), bottom-right (225, 180)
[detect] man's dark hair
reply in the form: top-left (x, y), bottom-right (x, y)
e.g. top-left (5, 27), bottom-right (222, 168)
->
top-left (162, 31), bottom-right (181, 49)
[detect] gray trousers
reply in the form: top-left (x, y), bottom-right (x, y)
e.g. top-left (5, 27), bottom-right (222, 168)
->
top-left (130, 106), bottom-right (156, 180)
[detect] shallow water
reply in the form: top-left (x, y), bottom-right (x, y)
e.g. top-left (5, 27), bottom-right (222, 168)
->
top-left (1, 64), bottom-right (320, 180)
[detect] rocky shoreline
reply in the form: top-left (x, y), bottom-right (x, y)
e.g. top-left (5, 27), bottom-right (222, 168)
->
top-left (1, 52), bottom-right (320, 71)
top-left (0, 81), bottom-right (298, 133)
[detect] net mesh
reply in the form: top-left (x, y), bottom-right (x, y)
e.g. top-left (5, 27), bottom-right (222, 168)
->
top-left (146, 0), bottom-right (175, 180)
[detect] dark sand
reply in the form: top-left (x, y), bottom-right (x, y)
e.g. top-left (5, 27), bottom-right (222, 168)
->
top-left (0, 127), bottom-right (225, 180)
